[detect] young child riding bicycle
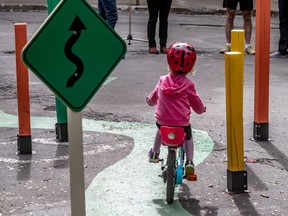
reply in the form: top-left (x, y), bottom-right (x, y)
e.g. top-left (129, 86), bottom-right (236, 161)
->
top-left (146, 41), bottom-right (206, 176)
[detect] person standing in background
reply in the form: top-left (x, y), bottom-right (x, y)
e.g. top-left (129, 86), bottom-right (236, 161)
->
top-left (270, 0), bottom-right (288, 58)
top-left (146, 0), bottom-right (172, 54)
top-left (219, 0), bottom-right (255, 55)
top-left (98, 0), bottom-right (118, 29)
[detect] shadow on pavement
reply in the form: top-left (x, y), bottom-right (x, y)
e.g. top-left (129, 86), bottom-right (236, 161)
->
top-left (17, 155), bottom-right (32, 181)
top-left (179, 183), bottom-right (218, 216)
top-left (232, 193), bottom-right (260, 216)
top-left (245, 164), bottom-right (269, 191)
top-left (257, 141), bottom-right (288, 172)
top-left (53, 143), bottom-right (69, 169)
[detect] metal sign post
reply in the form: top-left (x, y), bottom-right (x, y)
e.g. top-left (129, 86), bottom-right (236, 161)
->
top-left (22, 0), bottom-right (127, 214)
top-left (67, 108), bottom-right (85, 215)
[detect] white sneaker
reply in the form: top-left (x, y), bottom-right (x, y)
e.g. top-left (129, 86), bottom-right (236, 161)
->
top-left (244, 45), bottom-right (255, 55)
top-left (219, 43), bottom-right (231, 54)
top-left (270, 51), bottom-right (288, 58)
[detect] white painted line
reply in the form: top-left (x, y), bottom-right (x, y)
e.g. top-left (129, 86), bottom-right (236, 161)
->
top-left (103, 77), bottom-right (117, 85)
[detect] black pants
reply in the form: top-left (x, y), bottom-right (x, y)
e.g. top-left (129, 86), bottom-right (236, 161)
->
top-left (222, 0), bottom-right (253, 11)
top-left (146, 0), bottom-right (172, 48)
top-left (278, 0), bottom-right (288, 54)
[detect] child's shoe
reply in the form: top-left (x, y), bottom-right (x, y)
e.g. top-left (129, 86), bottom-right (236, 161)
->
top-left (148, 148), bottom-right (160, 163)
top-left (185, 160), bottom-right (197, 181)
top-left (185, 160), bottom-right (195, 175)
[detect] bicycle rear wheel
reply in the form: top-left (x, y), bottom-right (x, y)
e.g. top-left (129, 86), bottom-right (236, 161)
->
top-left (166, 148), bottom-right (176, 204)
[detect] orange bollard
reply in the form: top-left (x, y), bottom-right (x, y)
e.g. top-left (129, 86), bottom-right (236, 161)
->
top-left (254, 0), bottom-right (271, 141)
top-left (15, 23), bottom-right (32, 154)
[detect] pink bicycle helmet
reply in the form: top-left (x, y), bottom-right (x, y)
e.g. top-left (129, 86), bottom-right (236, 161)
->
top-left (167, 42), bottom-right (197, 73)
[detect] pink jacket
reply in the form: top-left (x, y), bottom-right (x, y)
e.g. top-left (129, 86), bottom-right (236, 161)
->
top-left (147, 73), bottom-right (205, 126)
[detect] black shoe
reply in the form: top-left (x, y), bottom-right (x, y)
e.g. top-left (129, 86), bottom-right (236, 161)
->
top-left (270, 51), bottom-right (288, 58)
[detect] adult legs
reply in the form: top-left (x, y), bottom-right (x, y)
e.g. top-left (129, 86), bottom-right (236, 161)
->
top-left (242, 10), bottom-right (253, 44)
top-left (98, 0), bottom-right (106, 21)
top-left (278, 0), bottom-right (288, 54)
top-left (98, 0), bottom-right (118, 28)
top-left (147, 0), bottom-right (159, 48)
top-left (225, 8), bottom-right (236, 43)
top-left (159, 0), bottom-right (172, 48)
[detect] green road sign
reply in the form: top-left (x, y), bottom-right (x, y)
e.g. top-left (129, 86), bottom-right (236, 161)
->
top-left (22, 0), bottom-right (127, 112)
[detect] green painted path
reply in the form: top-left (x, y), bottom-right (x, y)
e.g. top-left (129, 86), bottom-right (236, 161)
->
top-left (0, 110), bottom-right (214, 215)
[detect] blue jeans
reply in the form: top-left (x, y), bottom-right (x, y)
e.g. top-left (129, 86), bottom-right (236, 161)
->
top-left (98, 0), bottom-right (118, 29)
top-left (278, 0), bottom-right (288, 54)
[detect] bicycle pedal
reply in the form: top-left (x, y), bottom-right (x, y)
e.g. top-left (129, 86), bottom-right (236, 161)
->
top-left (186, 173), bottom-right (197, 181)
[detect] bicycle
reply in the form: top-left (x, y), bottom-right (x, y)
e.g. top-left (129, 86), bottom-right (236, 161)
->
top-left (159, 126), bottom-right (197, 204)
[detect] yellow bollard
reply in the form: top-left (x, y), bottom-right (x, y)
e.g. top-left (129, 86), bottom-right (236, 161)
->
top-left (225, 52), bottom-right (244, 171)
top-left (225, 51), bottom-right (247, 193)
top-left (231, 29), bottom-right (245, 53)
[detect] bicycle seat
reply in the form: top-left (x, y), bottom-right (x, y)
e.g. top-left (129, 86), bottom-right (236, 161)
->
top-left (160, 126), bottom-right (186, 147)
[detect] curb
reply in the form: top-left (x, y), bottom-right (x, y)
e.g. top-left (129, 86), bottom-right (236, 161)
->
top-left (0, 4), bottom-right (47, 11)
top-left (0, 4), bottom-right (224, 14)
top-left (0, 4), bottom-right (279, 16)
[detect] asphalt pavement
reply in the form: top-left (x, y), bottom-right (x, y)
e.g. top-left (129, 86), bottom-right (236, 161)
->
top-left (0, 1), bottom-right (288, 216)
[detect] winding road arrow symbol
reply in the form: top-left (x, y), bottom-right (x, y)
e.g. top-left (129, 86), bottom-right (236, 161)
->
top-left (65, 15), bottom-right (86, 88)
top-left (22, 0), bottom-right (127, 111)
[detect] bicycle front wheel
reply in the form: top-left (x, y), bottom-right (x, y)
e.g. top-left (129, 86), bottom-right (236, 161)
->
top-left (166, 149), bottom-right (176, 204)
